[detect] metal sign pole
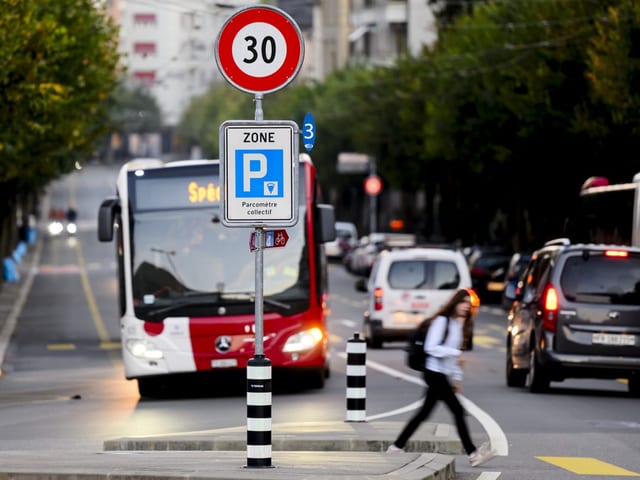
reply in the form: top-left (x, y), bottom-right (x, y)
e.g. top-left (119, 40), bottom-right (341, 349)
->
top-left (254, 227), bottom-right (264, 355)
top-left (246, 96), bottom-right (272, 467)
top-left (253, 93), bottom-right (265, 357)
top-left (369, 157), bottom-right (377, 234)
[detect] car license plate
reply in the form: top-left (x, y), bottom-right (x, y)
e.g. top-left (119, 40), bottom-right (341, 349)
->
top-left (391, 312), bottom-right (423, 325)
top-left (211, 358), bottom-right (238, 368)
top-left (487, 281), bottom-right (505, 292)
top-left (592, 333), bottom-right (635, 346)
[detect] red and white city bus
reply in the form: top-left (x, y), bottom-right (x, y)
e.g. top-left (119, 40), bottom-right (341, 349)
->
top-left (98, 156), bottom-right (336, 397)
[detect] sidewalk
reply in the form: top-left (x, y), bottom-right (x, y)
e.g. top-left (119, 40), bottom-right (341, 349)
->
top-left (0, 420), bottom-right (462, 479)
top-left (0, 213), bottom-right (464, 479)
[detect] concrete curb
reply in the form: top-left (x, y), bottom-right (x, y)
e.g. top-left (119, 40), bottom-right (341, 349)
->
top-left (0, 450), bottom-right (456, 480)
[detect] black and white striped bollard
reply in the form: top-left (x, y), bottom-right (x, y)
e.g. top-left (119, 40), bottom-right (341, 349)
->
top-left (345, 332), bottom-right (366, 422)
top-left (246, 355), bottom-right (272, 468)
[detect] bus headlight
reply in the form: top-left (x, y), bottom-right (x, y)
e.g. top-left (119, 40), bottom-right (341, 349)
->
top-left (282, 327), bottom-right (324, 353)
top-left (125, 339), bottom-right (164, 360)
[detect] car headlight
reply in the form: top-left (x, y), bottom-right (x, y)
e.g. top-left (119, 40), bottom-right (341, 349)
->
top-left (48, 221), bottom-right (64, 236)
top-left (282, 327), bottom-right (324, 353)
top-left (125, 339), bottom-right (164, 360)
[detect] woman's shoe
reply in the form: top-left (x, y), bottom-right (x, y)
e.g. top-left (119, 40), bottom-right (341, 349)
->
top-left (469, 442), bottom-right (496, 467)
top-left (386, 444), bottom-right (404, 453)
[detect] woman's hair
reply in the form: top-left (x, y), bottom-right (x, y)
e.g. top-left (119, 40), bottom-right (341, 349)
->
top-left (433, 288), bottom-right (472, 320)
top-left (427, 288), bottom-right (475, 351)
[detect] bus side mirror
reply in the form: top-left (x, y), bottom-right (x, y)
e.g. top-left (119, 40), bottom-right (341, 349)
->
top-left (317, 204), bottom-right (336, 243)
top-left (98, 196), bottom-right (120, 242)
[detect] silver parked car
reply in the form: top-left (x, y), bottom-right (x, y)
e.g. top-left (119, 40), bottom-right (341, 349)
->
top-left (324, 221), bottom-right (358, 260)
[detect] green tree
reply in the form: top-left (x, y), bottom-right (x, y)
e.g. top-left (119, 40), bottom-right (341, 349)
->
top-left (418, 0), bottom-right (636, 248)
top-left (101, 84), bottom-right (163, 161)
top-left (0, 0), bottom-right (120, 265)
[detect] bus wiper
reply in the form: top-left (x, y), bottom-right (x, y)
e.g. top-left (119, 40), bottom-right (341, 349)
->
top-left (223, 292), bottom-right (292, 312)
top-left (144, 293), bottom-right (221, 320)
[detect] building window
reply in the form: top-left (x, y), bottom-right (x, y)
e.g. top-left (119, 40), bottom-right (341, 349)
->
top-left (133, 13), bottom-right (156, 25)
top-left (133, 71), bottom-right (156, 87)
top-left (134, 42), bottom-right (156, 57)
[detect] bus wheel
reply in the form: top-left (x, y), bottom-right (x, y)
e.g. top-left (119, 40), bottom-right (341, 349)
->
top-left (306, 369), bottom-right (326, 389)
top-left (138, 377), bottom-right (167, 398)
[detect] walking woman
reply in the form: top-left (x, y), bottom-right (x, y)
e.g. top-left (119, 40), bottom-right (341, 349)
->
top-left (387, 288), bottom-right (496, 467)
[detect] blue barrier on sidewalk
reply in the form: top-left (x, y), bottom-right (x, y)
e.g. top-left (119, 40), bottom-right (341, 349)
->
top-left (12, 242), bottom-right (27, 263)
top-left (2, 257), bottom-right (19, 283)
top-left (27, 227), bottom-right (37, 245)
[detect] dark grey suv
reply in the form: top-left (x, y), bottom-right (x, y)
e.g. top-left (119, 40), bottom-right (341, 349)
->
top-left (505, 238), bottom-right (640, 395)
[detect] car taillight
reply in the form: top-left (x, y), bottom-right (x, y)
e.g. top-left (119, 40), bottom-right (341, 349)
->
top-left (374, 287), bottom-right (383, 311)
top-left (542, 285), bottom-right (558, 332)
top-left (470, 267), bottom-right (487, 276)
top-left (605, 249), bottom-right (629, 258)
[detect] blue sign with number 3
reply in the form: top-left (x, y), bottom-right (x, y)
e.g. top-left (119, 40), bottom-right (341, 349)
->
top-left (302, 112), bottom-right (315, 152)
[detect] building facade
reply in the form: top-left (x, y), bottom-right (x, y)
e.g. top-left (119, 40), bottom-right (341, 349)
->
top-left (108, 0), bottom-right (437, 128)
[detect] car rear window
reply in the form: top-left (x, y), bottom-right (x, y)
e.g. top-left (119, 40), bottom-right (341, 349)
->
top-left (561, 253), bottom-right (640, 305)
top-left (387, 260), bottom-right (461, 290)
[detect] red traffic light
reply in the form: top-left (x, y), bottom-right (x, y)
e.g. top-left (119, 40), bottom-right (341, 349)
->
top-left (364, 175), bottom-right (382, 196)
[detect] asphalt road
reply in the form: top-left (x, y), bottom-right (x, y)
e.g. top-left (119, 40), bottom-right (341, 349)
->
top-left (0, 162), bottom-right (639, 480)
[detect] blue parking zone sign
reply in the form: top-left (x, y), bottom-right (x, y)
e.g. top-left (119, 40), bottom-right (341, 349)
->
top-left (220, 120), bottom-right (298, 227)
top-left (235, 149), bottom-right (284, 198)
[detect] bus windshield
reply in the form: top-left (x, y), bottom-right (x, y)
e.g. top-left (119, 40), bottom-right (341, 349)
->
top-left (128, 165), bottom-right (310, 319)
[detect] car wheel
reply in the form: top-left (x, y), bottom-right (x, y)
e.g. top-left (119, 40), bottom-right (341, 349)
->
top-left (526, 347), bottom-right (550, 393)
top-left (364, 321), bottom-right (382, 349)
top-left (506, 341), bottom-right (527, 388)
top-left (629, 374), bottom-right (640, 397)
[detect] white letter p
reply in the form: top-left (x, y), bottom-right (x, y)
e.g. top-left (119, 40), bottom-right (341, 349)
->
top-left (243, 153), bottom-right (267, 192)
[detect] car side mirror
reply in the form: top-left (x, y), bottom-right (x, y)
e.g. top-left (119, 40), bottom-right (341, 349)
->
top-left (504, 283), bottom-right (516, 301)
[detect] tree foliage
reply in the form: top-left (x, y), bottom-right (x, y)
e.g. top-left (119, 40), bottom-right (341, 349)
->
top-left (0, 0), bottom-right (120, 190)
top-left (0, 0), bottom-right (120, 261)
top-left (179, 0), bottom-right (640, 250)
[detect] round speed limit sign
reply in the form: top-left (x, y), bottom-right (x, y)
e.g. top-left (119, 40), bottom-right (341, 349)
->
top-left (215, 5), bottom-right (304, 94)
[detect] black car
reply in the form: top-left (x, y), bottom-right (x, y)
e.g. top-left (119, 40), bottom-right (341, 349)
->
top-left (501, 252), bottom-right (532, 309)
top-left (467, 247), bottom-right (511, 303)
top-left (505, 238), bottom-right (640, 395)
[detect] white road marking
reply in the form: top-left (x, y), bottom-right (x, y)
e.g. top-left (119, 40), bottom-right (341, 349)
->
top-left (338, 354), bottom-right (509, 457)
top-left (477, 473), bottom-right (501, 479)
top-left (339, 319), bottom-right (357, 329)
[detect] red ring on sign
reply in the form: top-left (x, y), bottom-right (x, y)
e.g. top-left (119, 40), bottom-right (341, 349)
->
top-left (217, 7), bottom-right (303, 94)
